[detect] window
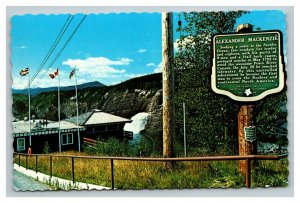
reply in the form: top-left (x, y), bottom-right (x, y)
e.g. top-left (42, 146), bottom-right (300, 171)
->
top-left (17, 138), bottom-right (25, 151)
top-left (62, 133), bottom-right (73, 145)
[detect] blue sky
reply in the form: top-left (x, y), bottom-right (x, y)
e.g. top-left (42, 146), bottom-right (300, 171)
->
top-left (11, 10), bottom-right (286, 89)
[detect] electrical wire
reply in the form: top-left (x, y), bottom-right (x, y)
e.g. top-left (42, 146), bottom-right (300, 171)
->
top-left (30, 15), bottom-right (87, 89)
top-left (29, 15), bottom-right (74, 86)
top-left (14, 14), bottom-right (87, 103)
top-left (14, 15), bottom-right (74, 102)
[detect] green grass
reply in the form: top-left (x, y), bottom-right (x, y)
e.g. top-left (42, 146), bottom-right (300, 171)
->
top-left (13, 152), bottom-right (288, 189)
top-left (251, 159), bottom-right (289, 187)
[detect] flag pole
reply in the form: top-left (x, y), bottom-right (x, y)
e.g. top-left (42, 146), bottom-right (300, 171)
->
top-left (58, 68), bottom-right (61, 152)
top-left (28, 67), bottom-right (31, 147)
top-left (74, 66), bottom-right (81, 152)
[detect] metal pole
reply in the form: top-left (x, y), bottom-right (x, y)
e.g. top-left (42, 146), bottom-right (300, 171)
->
top-left (35, 155), bottom-right (38, 173)
top-left (28, 70), bottom-right (31, 146)
top-left (26, 155), bottom-right (28, 170)
top-left (50, 156), bottom-right (53, 177)
top-left (72, 157), bottom-right (75, 184)
top-left (75, 67), bottom-right (81, 152)
top-left (111, 159), bottom-right (114, 189)
top-left (162, 12), bottom-right (175, 159)
top-left (183, 102), bottom-right (186, 157)
top-left (58, 69), bottom-right (61, 152)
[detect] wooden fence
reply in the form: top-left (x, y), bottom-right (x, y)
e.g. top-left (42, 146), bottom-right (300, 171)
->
top-left (13, 152), bottom-right (287, 189)
top-left (83, 137), bottom-right (97, 146)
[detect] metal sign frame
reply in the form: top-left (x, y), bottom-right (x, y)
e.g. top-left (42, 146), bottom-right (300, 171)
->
top-left (211, 30), bottom-right (285, 102)
top-left (244, 126), bottom-right (257, 143)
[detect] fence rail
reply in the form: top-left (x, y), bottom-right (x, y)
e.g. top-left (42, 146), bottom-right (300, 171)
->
top-left (13, 152), bottom-right (288, 189)
top-left (83, 137), bottom-right (97, 146)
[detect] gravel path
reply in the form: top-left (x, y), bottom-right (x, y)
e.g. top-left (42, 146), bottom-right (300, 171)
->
top-left (13, 169), bottom-right (51, 191)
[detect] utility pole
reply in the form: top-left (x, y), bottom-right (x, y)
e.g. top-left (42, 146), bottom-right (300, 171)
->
top-left (162, 12), bottom-right (175, 159)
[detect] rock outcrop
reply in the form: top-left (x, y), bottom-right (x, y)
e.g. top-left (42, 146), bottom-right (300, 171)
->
top-left (13, 73), bottom-right (163, 143)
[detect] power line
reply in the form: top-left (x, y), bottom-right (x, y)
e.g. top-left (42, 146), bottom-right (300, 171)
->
top-left (14, 15), bottom-right (87, 103)
top-left (29, 15), bottom-right (74, 86)
top-left (31, 15), bottom-right (87, 89)
top-left (14, 15), bottom-right (74, 102)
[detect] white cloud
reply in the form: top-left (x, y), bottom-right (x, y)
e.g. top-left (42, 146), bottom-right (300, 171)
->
top-left (124, 73), bottom-right (147, 78)
top-left (15, 45), bottom-right (27, 50)
top-left (12, 77), bottom-right (28, 89)
top-left (110, 81), bottom-right (122, 86)
top-left (153, 62), bottom-right (162, 73)
top-left (62, 56), bottom-right (132, 78)
top-left (77, 78), bottom-right (89, 85)
top-left (153, 67), bottom-right (162, 73)
top-left (13, 56), bottom-right (151, 89)
top-left (13, 68), bottom-right (98, 89)
top-left (13, 76), bottom-right (60, 89)
top-left (146, 63), bottom-right (155, 67)
top-left (137, 49), bottom-right (146, 53)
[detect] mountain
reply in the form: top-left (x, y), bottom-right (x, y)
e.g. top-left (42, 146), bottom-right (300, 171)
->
top-left (12, 73), bottom-right (163, 149)
top-left (12, 73), bottom-right (162, 121)
top-left (12, 81), bottom-right (106, 96)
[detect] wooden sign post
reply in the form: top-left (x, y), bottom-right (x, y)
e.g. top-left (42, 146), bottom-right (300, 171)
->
top-left (238, 105), bottom-right (257, 175)
top-left (211, 24), bottom-right (285, 182)
top-left (236, 25), bottom-right (257, 176)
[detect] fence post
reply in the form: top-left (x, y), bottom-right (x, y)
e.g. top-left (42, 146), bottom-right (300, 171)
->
top-left (50, 156), bottom-right (53, 178)
top-left (72, 157), bottom-right (75, 184)
top-left (26, 154), bottom-right (28, 170)
top-left (245, 158), bottom-right (251, 188)
top-left (35, 155), bottom-right (38, 173)
top-left (111, 159), bottom-right (114, 190)
top-left (18, 154), bottom-right (20, 167)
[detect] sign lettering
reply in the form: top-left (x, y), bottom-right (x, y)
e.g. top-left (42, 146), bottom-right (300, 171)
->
top-left (211, 31), bottom-right (284, 102)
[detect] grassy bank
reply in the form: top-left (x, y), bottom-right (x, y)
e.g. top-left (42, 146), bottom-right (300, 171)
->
top-left (13, 152), bottom-right (288, 189)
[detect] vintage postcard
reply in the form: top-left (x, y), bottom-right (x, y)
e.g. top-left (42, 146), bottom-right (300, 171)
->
top-left (11, 10), bottom-right (288, 191)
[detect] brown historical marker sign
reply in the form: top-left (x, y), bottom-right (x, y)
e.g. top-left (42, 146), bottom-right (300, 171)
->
top-left (211, 31), bottom-right (285, 102)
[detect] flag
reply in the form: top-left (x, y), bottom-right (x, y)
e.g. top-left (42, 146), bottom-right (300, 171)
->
top-left (69, 68), bottom-right (76, 79)
top-left (49, 68), bottom-right (59, 79)
top-left (20, 67), bottom-right (29, 76)
top-left (54, 68), bottom-right (58, 76)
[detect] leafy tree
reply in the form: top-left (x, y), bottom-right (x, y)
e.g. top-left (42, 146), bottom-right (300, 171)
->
top-left (174, 11), bottom-right (287, 155)
top-left (12, 94), bottom-right (28, 119)
top-left (174, 11), bottom-right (247, 155)
top-left (255, 92), bottom-right (287, 146)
